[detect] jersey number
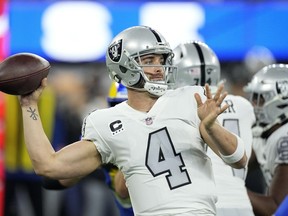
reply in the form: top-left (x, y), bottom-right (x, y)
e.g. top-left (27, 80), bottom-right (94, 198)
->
top-left (145, 127), bottom-right (191, 190)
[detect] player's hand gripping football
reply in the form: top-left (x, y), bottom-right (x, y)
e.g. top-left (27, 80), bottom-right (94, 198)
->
top-left (18, 78), bottom-right (47, 107)
top-left (194, 83), bottom-right (229, 130)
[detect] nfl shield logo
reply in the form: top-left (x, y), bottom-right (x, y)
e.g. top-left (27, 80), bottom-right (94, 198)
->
top-left (145, 117), bottom-right (153, 125)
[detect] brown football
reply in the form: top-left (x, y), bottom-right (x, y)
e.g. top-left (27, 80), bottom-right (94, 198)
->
top-left (0, 53), bottom-right (51, 95)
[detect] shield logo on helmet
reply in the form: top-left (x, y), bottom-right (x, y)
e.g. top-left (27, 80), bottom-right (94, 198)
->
top-left (276, 80), bottom-right (288, 99)
top-left (108, 39), bottom-right (122, 62)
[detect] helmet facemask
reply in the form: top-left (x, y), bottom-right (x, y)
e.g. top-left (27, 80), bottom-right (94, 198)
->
top-left (110, 47), bottom-right (176, 97)
top-left (250, 91), bottom-right (274, 125)
top-left (133, 51), bottom-right (176, 96)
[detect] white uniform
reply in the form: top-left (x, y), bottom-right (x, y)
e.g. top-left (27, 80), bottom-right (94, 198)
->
top-left (207, 95), bottom-right (255, 216)
top-left (253, 123), bottom-right (288, 187)
top-left (82, 86), bottom-right (217, 216)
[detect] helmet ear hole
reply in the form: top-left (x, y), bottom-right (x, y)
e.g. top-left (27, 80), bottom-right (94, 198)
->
top-left (119, 65), bottom-right (127, 73)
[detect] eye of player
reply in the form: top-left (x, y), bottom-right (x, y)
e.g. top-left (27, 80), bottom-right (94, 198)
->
top-left (252, 93), bottom-right (265, 107)
top-left (139, 54), bottom-right (165, 65)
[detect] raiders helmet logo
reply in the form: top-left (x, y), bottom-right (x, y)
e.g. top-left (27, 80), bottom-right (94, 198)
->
top-left (108, 39), bottom-right (122, 62)
top-left (276, 80), bottom-right (288, 99)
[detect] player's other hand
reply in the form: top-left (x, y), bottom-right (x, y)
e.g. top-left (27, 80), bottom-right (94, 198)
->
top-left (18, 78), bottom-right (47, 107)
top-left (194, 83), bottom-right (229, 129)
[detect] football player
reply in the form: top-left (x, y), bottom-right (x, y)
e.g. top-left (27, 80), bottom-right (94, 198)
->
top-left (103, 81), bottom-right (133, 216)
top-left (244, 64), bottom-right (288, 215)
top-left (172, 41), bottom-right (256, 216)
top-left (18, 26), bottom-right (247, 215)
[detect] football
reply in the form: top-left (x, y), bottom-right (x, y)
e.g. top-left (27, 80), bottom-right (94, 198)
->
top-left (0, 53), bottom-right (51, 95)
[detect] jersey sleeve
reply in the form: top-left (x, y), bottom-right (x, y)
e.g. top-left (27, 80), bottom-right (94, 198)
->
top-left (81, 113), bottom-right (114, 164)
top-left (275, 135), bottom-right (288, 165)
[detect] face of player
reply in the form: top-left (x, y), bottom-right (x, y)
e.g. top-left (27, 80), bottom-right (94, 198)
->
top-left (136, 54), bottom-right (165, 82)
top-left (251, 93), bottom-right (265, 107)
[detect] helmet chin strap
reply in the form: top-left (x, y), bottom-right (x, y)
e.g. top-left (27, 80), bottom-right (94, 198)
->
top-left (253, 111), bottom-right (288, 138)
top-left (144, 82), bottom-right (168, 97)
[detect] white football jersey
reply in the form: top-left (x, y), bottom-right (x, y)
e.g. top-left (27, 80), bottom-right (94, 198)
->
top-left (82, 86), bottom-right (217, 216)
top-left (207, 95), bottom-right (256, 215)
top-left (253, 123), bottom-right (288, 187)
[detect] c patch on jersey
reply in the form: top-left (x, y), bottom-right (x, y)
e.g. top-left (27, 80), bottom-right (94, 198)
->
top-left (109, 120), bottom-right (124, 135)
top-left (277, 136), bottom-right (288, 161)
top-left (108, 39), bottom-right (122, 62)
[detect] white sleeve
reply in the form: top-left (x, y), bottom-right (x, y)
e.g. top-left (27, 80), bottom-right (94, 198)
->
top-left (81, 114), bottom-right (114, 164)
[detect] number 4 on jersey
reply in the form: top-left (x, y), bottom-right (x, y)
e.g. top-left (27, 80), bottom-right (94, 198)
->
top-left (145, 127), bottom-right (191, 190)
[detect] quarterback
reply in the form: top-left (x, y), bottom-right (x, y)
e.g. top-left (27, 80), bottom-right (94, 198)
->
top-left (18, 26), bottom-right (247, 216)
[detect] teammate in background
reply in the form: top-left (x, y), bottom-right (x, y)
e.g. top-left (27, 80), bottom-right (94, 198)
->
top-left (18, 26), bottom-right (247, 215)
top-left (244, 64), bottom-right (288, 216)
top-left (172, 41), bottom-right (255, 216)
top-left (102, 81), bottom-right (133, 216)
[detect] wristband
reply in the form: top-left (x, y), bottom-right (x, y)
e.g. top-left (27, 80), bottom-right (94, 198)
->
top-left (219, 135), bottom-right (245, 164)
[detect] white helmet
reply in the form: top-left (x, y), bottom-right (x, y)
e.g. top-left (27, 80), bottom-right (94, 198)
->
top-left (244, 64), bottom-right (288, 125)
top-left (106, 26), bottom-right (176, 97)
top-left (172, 41), bottom-right (220, 89)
